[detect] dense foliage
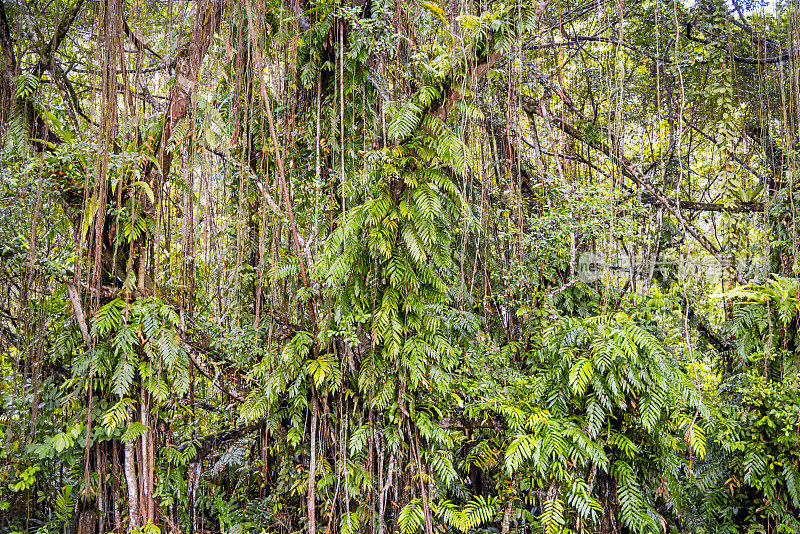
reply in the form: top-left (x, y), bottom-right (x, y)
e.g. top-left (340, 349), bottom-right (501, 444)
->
top-left (0, 0), bottom-right (799, 533)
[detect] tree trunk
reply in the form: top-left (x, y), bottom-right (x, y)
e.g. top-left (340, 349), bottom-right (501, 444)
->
top-left (96, 442), bottom-right (106, 534)
top-left (140, 388), bottom-right (154, 525)
top-left (188, 462), bottom-right (201, 534)
top-left (598, 471), bottom-right (619, 534)
top-left (77, 511), bottom-right (98, 534)
top-left (0, 0), bottom-right (15, 140)
top-left (501, 498), bottom-right (513, 534)
top-left (112, 439), bottom-right (122, 532)
top-left (124, 409), bottom-right (140, 532)
top-left (307, 399), bottom-right (318, 534)
top-left (413, 427), bottom-right (433, 534)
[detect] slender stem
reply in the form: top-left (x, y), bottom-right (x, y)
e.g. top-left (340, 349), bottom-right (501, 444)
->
top-left (245, 0), bottom-right (317, 332)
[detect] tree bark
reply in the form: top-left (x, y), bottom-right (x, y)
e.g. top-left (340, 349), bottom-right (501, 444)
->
top-left (148, 0), bottom-right (229, 198)
top-left (500, 498), bottom-right (513, 534)
top-left (307, 399), bottom-right (318, 534)
top-left (124, 409), bottom-right (140, 532)
top-left (65, 280), bottom-right (92, 347)
top-left (413, 427), bottom-right (433, 534)
top-left (0, 0), bottom-right (16, 138)
top-left (140, 388), bottom-right (154, 525)
top-left (188, 462), bottom-right (201, 534)
top-left (112, 440), bottom-right (122, 532)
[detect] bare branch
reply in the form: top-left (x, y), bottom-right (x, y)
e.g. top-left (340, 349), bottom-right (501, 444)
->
top-left (122, 14), bottom-right (163, 61)
top-left (641, 194), bottom-right (764, 213)
top-left (518, 90), bottom-right (747, 284)
top-left (180, 336), bottom-right (247, 402)
top-left (176, 421), bottom-right (264, 461)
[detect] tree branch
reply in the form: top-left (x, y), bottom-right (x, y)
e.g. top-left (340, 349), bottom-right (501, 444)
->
top-left (641, 194), bottom-right (764, 213)
top-left (685, 32), bottom-right (791, 65)
top-left (144, 0), bottom-right (229, 205)
top-left (653, 272), bottom-right (736, 354)
top-left (183, 343), bottom-right (247, 402)
top-left (680, 119), bottom-right (763, 181)
top-left (175, 324), bottom-right (247, 402)
top-left (427, 0), bottom-right (552, 127)
top-left (744, 121), bottom-right (787, 183)
top-left (36, 0), bottom-right (86, 75)
top-left (64, 278), bottom-right (92, 347)
top-left (176, 421), bottom-right (263, 461)
top-left (122, 14), bottom-right (163, 62)
top-left (517, 91), bottom-right (747, 284)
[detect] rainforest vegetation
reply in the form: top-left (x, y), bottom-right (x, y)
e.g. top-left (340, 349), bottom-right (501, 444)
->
top-left (0, 0), bottom-right (799, 532)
